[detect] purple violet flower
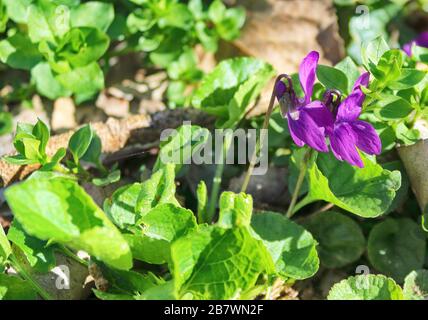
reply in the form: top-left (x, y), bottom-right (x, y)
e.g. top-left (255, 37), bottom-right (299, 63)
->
top-left (275, 51), bottom-right (333, 152)
top-left (325, 72), bottom-right (382, 168)
top-left (403, 32), bottom-right (428, 56)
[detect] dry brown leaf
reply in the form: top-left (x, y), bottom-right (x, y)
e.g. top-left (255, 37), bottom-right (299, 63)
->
top-left (51, 97), bottom-right (77, 131)
top-left (0, 109), bottom-right (215, 186)
top-left (96, 90), bottom-right (130, 118)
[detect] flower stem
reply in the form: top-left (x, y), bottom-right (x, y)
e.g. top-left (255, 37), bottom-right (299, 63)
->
top-left (9, 256), bottom-right (53, 300)
top-left (241, 74), bottom-right (287, 193)
top-left (286, 149), bottom-right (313, 218)
top-left (206, 131), bottom-right (233, 223)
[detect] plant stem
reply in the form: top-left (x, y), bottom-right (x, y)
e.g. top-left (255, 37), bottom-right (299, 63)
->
top-left (9, 256), bottom-right (53, 300)
top-left (286, 149), bottom-right (313, 218)
top-left (206, 131), bottom-right (233, 223)
top-left (241, 74), bottom-right (287, 193)
top-left (59, 245), bottom-right (89, 268)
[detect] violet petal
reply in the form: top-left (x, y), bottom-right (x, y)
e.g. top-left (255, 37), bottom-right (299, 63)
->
top-left (287, 108), bottom-right (328, 152)
top-left (336, 90), bottom-right (363, 123)
top-left (350, 120), bottom-right (382, 155)
top-left (299, 51), bottom-right (319, 105)
top-left (287, 115), bottom-right (305, 147)
top-left (403, 32), bottom-right (428, 56)
top-left (414, 31), bottom-right (428, 48)
top-left (305, 101), bottom-right (335, 130)
top-left (352, 72), bottom-right (370, 91)
top-left (275, 80), bottom-right (286, 100)
top-left (329, 123), bottom-right (364, 168)
top-left (403, 42), bottom-right (413, 56)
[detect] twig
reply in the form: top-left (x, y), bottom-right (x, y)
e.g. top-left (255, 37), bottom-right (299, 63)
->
top-left (241, 74), bottom-right (287, 193)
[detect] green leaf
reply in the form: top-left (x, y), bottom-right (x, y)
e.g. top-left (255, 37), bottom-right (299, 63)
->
top-left (195, 21), bottom-right (218, 52)
top-left (5, 178), bottom-right (133, 270)
top-left (81, 133), bottom-right (102, 166)
top-left (304, 152), bottom-right (401, 218)
top-left (373, 94), bottom-right (414, 120)
top-left (41, 147), bottom-right (66, 171)
top-left (218, 192), bottom-right (252, 228)
top-left (0, 33), bottom-right (42, 70)
top-left (31, 62), bottom-right (72, 100)
top-left (368, 218), bottom-right (426, 282)
top-left (208, 0), bottom-right (226, 23)
top-left (149, 29), bottom-right (185, 68)
top-left (95, 262), bottom-right (159, 294)
top-left (138, 204), bottom-right (197, 242)
top-left (54, 27), bottom-right (110, 69)
top-left (403, 270), bottom-right (428, 300)
top-left (0, 0), bottom-right (6, 32)
top-left (138, 280), bottom-right (176, 300)
top-left (335, 57), bottom-right (360, 94)
top-left (166, 49), bottom-right (202, 81)
top-left (126, 7), bottom-right (156, 33)
top-left (373, 122), bottom-right (396, 151)
top-left (395, 122), bottom-right (420, 145)
top-left (188, 0), bottom-right (203, 19)
top-left (21, 138), bottom-right (41, 161)
top-left (15, 123), bottom-right (34, 139)
top-left (71, 1), bottom-right (114, 32)
top-left (136, 164), bottom-right (179, 216)
top-left (3, 155), bottom-right (38, 166)
top-left (0, 274), bottom-right (37, 300)
top-left (412, 46), bottom-right (428, 64)
top-left (33, 118), bottom-right (50, 155)
top-left (171, 225), bottom-right (273, 299)
top-left (251, 211), bottom-right (319, 280)
top-left (104, 183), bottom-right (144, 229)
top-left (92, 170), bottom-right (121, 187)
top-left (316, 65), bottom-right (348, 94)
top-left (27, 1), bottom-right (70, 43)
top-left (126, 204), bottom-right (197, 265)
top-left (303, 211), bottom-right (365, 268)
top-left (27, 170), bottom-right (76, 182)
top-left (154, 124), bottom-right (210, 174)
top-left (56, 62), bottom-right (105, 102)
top-left (93, 290), bottom-right (134, 300)
top-left (158, 3), bottom-right (193, 30)
top-left (192, 57), bottom-right (274, 128)
top-left (107, 13), bottom-right (127, 40)
top-left (382, 161), bottom-right (409, 214)
top-left (361, 36), bottom-right (390, 71)
top-left (68, 124), bottom-right (93, 163)
top-left (105, 164), bottom-right (179, 228)
top-left (166, 81), bottom-right (186, 108)
top-left (388, 69), bottom-right (427, 91)
top-left (0, 226), bottom-right (11, 268)
top-left (7, 220), bottom-right (56, 273)
top-left (370, 49), bottom-right (403, 84)
top-left (0, 112), bottom-right (13, 136)
top-left (137, 32), bottom-right (163, 52)
top-left (124, 232), bottom-right (170, 265)
top-left (327, 274), bottom-right (403, 300)
top-left (214, 6), bottom-right (245, 41)
top-left (3, 0), bottom-right (33, 23)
